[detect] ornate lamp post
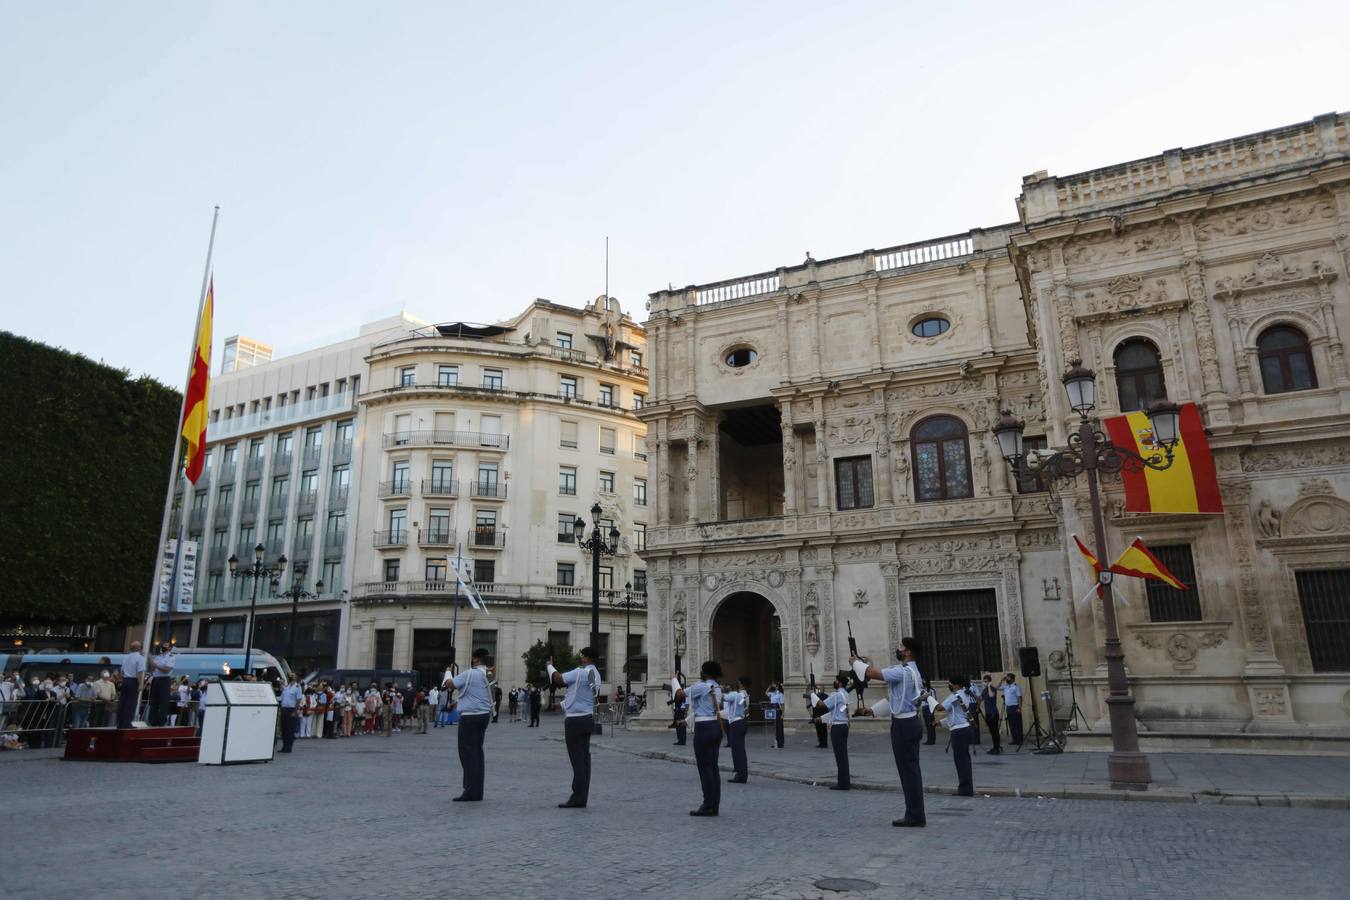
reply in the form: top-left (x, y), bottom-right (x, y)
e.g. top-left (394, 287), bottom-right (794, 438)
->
top-left (608, 581), bottom-right (648, 698)
top-left (275, 561), bottom-right (324, 675)
top-left (574, 502), bottom-right (620, 733)
top-left (991, 362), bottom-right (1181, 789)
top-left (227, 543), bottom-right (287, 676)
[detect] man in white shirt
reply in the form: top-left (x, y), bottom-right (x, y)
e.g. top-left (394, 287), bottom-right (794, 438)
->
top-left (148, 643), bottom-right (177, 726)
top-left (117, 642), bottom-right (147, 728)
top-left (548, 647), bottom-right (600, 809)
top-left (1001, 673), bottom-right (1024, 746)
top-left (725, 677), bottom-right (751, 784)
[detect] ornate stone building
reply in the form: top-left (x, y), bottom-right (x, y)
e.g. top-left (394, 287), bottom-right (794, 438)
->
top-left (640, 111), bottom-right (1350, 741)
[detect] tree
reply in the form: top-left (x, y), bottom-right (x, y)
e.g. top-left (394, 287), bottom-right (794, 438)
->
top-left (0, 332), bottom-right (180, 625)
top-left (522, 639), bottom-right (576, 688)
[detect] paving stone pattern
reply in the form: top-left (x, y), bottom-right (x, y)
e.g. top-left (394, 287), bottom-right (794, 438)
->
top-left (5, 721), bottom-right (1348, 899)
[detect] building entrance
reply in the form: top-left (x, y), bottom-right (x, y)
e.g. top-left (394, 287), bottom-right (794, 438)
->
top-left (710, 592), bottom-right (783, 717)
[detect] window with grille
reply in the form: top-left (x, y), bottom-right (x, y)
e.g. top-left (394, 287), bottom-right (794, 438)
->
top-left (1144, 544), bottom-right (1201, 622)
top-left (834, 456), bottom-right (875, 510)
top-left (437, 365), bottom-right (459, 387)
top-left (399, 366), bottom-right (416, 387)
top-left (910, 590), bottom-right (1002, 683)
top-left (912, 416), bottom-right (972, 501)
top-left (1297, 569), bottom-right (1350, 671)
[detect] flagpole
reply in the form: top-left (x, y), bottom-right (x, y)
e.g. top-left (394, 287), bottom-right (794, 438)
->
top-left (141, 206), bottom-right (220, 655)
top-left (450, 542), bottom-right (463, 675)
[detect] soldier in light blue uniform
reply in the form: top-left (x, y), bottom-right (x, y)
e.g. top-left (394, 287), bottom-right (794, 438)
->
top-left (935, 674), bottom-right (975, 796)
top-left (725, 676), bottom-right (751, 784)
top-left (851, 636), bottom-right (926, 827)
top-left (675, 660), bottom-right (724, 817)
top-left (812, 671), bottom-right (852, 790)
top-left (448, 648), bottom-right (494, 802)
top-left (548, 647), bottom-right (600, 809)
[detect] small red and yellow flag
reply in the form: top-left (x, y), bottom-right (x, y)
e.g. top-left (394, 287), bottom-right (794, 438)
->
top-left (1073, 534), bottom-right (1101, 574)
top-left (181, 278), bottom-right (213, 484)
top-left (1102, 402), bottom-right (1222, 514)
top-left (1110, 537), bottom-right (1187, 591)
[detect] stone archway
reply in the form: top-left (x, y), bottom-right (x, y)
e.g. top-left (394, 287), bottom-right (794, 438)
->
top-left (709, 592), bottom-right (783, 714)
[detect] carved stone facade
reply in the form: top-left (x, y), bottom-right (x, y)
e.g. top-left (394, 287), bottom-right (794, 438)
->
top-left (642, 111), bottom-right (1350, 737)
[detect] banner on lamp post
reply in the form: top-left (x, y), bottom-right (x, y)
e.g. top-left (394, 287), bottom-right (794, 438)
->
top-left (159, 539), bottom-right (199, 614)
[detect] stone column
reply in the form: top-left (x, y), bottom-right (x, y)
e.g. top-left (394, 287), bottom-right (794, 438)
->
top-left (864, 276), bottom-right (883, 370)
top-left (780, 406), bottom-right (798, 516)
top-left (656, 425), bottom-right (671, 527)
top-left (686, 315), bottom-right (698, 400)
top-left (393, 615), bottom-right (413, 669)
top-left (1179, 247), bottom-right (1229, 421)
top-left (708, 419), bottom-right (722, 520)
top-left (874, 387), bottom-right (893, 505)
top-left (1315, 278), bottom-right (1349, 384)
top-left (974, 261), bottom-right (995, 350)
top-left (776, 297), bottom-right (793, 386)
top-left (686, 439), bottom-right (700, 525)
top-left (813, 419), bottom-right (830, 510)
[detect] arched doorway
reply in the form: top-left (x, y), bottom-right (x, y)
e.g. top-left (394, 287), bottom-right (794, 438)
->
top-left (710, 592), bottom-right (783, 716)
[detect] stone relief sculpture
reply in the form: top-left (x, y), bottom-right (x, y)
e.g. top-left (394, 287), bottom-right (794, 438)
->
top-left (804, 606), bottom-right (820, 655)
top-left (1255, 499), bottom-right (1282, 538)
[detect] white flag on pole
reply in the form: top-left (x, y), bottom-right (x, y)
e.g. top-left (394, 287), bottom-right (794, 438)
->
top-left (452, 560), bottom-right (484, 610)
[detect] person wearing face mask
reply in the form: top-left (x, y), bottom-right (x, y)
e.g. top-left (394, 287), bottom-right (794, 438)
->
top-left (92, 670), bottom-right (117, 728)
top-left (1001, 673), bottom-right (1023, 747)
top-left (673, 660), bottom-right (725, 817)
top-left (851, 636), bottom-right (926, 827)
top-left (71, 675), bottom-right (96, 729)
top-left (933, 674), bottom-right (976, 797)
top-left (811, 671), bottom-right (853, 790)
top-left (980, 673), bottom-right (1002, 755)
top-left (0, 674), bottom-right (16, 732)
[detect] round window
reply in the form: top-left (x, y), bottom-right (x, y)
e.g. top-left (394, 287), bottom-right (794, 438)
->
top-left (911, 316), bottom-right (950, 338)
top-left (725, 347), bottom-right (758, 367)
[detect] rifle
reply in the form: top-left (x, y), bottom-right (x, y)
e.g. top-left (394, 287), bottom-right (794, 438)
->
top-left (847, 620), bottom-right (869, 705)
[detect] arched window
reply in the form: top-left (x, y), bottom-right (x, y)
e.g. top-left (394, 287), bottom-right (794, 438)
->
top-left (911, 416), bottom-right (972, 502)
top-left (1113, 339), bottom-right (1167, 412)
top-left (1258, 325), bottom-right (1317, 394)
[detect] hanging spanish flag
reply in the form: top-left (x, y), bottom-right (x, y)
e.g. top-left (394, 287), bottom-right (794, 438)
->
top-left (1110, 537), bottom-right (1187, 591)
top-left (1101, 402), bottom-right (1222, 514)
top-left (1073, 534), bottom-right (1101, 575)
top-left (181, 278), bottom-right (213, 484)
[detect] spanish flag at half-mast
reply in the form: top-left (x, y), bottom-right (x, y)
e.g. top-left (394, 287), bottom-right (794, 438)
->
top-left (181, 278), bottom-right (213, 484)
top-left (1101, 402), bottom-right (1222, 514)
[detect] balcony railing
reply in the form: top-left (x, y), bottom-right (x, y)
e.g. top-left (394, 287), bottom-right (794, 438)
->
top-left (471, 529), bottom-right (506, 548)
top-left (378, 479), bottom-right (413, 499)
top-left (217, 465), bottom-right (236, 484)
top-left (419, 529), bottom-right (455, 548)
top-left (239, 507), bottom-right (258, 525)
top-left (355, 580), bottom-right (523, 601)
top-left (290, 543), bottom-right (313, 562)
top-left (470, 481), bottom-right (507, 499)
top-left (208, 391), bottom-right (356, 441)
top-left (333, 440), bottom-right (353, 464)
top-left (382, 429), bottom-right (509, 450)
top-left (272, 452), bottom-right (292, 473)
top-left (189, 507), bottom-right (207, 525)
top-left (422, 479), bottom-right (458, 498)
top-left (297, 490), bottom-right (318, 513)
top-left (302, 447), bottom-right (322, 467)
top-left (213, 508), bottom-right (232, 525)
top-left (329, 485), bottom-right (350, 507)
top-left (245, 457), bottom-right (265, 478)
top-left (324, 530), bottom-right (347, 551)
top-left (374, 530), bottom-right (408, 549)
top-left (267, 498), bottom-right (288, 520)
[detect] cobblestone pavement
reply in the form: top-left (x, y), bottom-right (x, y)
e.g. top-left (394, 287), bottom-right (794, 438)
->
top-left (602, 721), bottom-right (1350, 805)
top-left (6, 720), bottom-right (1349, 899)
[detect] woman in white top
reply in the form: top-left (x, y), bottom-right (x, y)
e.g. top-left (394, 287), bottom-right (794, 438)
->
top-left (933, 674), bottom-right (975, 797)
top-left (673, 660), bottom-right (725, 817)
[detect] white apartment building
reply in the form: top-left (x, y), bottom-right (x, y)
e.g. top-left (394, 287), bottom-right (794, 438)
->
top-left (166, 314), bottom-right (426, 672)
top-left (345, 297), bottom-right (651, 691)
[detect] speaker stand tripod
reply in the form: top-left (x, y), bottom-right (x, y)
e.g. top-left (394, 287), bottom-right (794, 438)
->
top-left (1062, 634), bottom-right (1089, 733)
top-left (1022, 674), bottom-right (1050, 751)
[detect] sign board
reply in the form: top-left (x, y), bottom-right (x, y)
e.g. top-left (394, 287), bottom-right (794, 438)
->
top-left (198, 680), bottom-right (278, 765)
top-left (158, 539), bottom-right (199, 614)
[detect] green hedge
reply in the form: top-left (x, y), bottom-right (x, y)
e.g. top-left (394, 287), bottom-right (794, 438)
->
top-left (0, 332), bottom-right (181, 625)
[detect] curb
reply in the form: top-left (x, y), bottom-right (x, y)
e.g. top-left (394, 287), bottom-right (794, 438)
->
top-left (586, 740), bottom-right (1350, 810)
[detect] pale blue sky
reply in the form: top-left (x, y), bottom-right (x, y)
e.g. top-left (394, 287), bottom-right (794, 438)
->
top-left (3, 1), bottom-right (1347, 386)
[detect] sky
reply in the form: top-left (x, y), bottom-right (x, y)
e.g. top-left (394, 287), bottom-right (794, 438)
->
top-left (3, 0), bottom-right (1348, 387)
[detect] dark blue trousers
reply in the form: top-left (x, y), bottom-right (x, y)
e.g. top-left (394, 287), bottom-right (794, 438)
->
top-left (279, 708), bottom-right (297, 751)
top-left (728, 718), bottom-right (748, 780)
top-left (1007, 705), bottom-right (1023, 745)
top-left (889, 715), bottom-right (925, 823)
top-left (950, 725), bottom-right (974, 795)
top-left (692, 721), bottom-right (722, 812)
top-left (457, 713), bottom-right (490, 799)
top-left (831, 724), bottom-right (850, 787)
top-left (773, 711), bottom-right (784, 748)
top-left (565, 714), bottom-right (593, 804)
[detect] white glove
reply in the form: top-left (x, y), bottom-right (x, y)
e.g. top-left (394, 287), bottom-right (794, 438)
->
top-left (546, 663), bottom-right (557, 679)
top-left (871, 698), bottom-right (893, 718)
top-left (851, 659), bottom-right (870, 681)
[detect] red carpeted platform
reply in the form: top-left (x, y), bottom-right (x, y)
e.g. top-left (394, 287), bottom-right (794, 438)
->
top-left (63, 727), bottom-right (201, 763)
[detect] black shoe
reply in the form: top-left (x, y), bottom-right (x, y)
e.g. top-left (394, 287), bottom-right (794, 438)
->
top-left (558, 800), bottom-right (587, 808)
top-left (689, 808), bottom-right (717, 817)
top-left (957, 789), bottom-right (975, 797)
top-left (830, 784), bottom-right (850, 791)
top-left (452, 794), bottom-right (481, 802)
top-left (924, 741), bottom-right (936, 745)
top-left (727, 777), bottom-right (747, 784)
top-left (892, 818), bottom-right (926, 827)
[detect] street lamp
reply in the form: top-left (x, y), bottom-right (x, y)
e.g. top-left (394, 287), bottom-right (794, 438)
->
top-left (275, 561), bottom-right (323, 676)
top-left (227, 543), bottom-right (287, 676)
top-left (992, 363), bottom-right (1181, 789)
top-left (608, 580), bottom-right (648, 698)
top-left (574, 502), bottom-right (620, 731)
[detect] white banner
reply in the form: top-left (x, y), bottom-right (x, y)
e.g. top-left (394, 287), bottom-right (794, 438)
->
top-left (159, 539), bottom-right (199, 614)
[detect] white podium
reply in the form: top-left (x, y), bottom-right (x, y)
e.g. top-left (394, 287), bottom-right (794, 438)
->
top-left (198, 681), bottom-right (278, 765)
